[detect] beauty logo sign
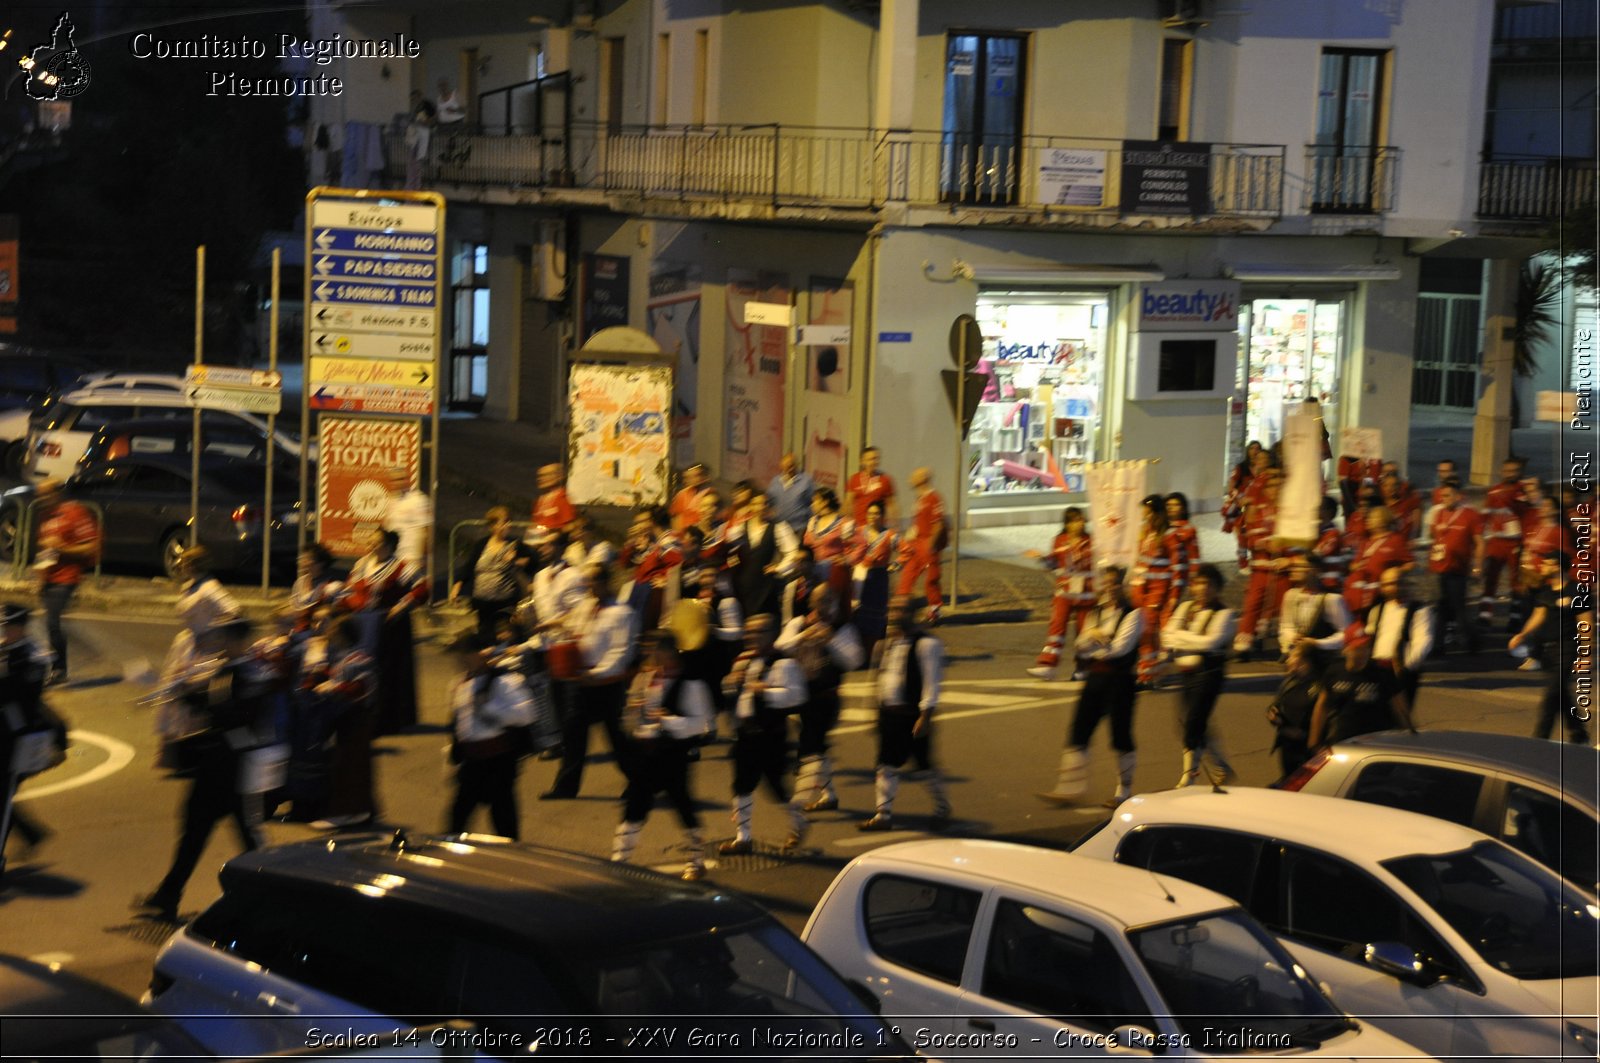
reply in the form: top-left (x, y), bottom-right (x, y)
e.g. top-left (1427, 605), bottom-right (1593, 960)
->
top-left (1137, 280), bottom-right (1241, 332)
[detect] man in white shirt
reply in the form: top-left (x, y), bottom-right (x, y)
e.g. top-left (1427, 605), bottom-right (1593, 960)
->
top-left (1039, 566), bottom-right (1144, 808)
top-left (1365, 564), bottom-right (1435, 712)
top-left (382, 467), bottom-right (433, 573)
top-left (730, 493), bottom-right (800, 618)
top-left (1277, 554), bottom-right (1350, 671)
top-left (719, 615), bottom-right (809, 854)
top-left (544, 563), bottom-right (634, 800)
top-left (446, 632), bottom-right (534, 840)
top-left (1162, 564), bottom-right (1239, 788)
top-left (859, 597), bottom-right (951, 832)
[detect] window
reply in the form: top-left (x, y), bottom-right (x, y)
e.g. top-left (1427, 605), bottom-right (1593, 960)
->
top-left (862, 874), bottom-right (981, 984)
top-left (450, 241), bottom-right (490, 410)
top-left (1349, 761), bottom-right (1485, 827)
top-left (1502, 785), bottom-right (1598, 891)
top-left (121, 465), bottom-right (190, 494)
top-left (1117, 826), bottom-right (1263, 905)
top-left (1156, 338), bottom-right (1217, 391)
top-left (654, 33), bottom-right (670, 126)
top-left (601, 36), bottom-right (626, 133)
top-left (980, 900), bottom-right (1150, 1032)
top-left (1157, 38), bottom-right (1192, 141)
top-left (1311, 48), bottom-right (1388, 211)
top-left (692, 30), bottom-right (709, 127)
top-left (942, 33), bottom-right (1026, 204)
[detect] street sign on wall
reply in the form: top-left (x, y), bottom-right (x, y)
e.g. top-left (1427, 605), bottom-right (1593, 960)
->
top-left (316, 416), bottom-right (422, 557)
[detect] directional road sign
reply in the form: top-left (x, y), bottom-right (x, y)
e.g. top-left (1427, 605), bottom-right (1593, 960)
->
top-left (308, 330), bottom-right (435, 362)
top-left (309, 303), bottom-right (434, 337)
top-left (183, 365), bottom-right (283, 414)
top-left (310, 356), bottom-right (433, 389)
top-left (310, 384), bottom-right (433, 416)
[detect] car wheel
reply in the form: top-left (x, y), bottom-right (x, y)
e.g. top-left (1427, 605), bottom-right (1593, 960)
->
top-left (0, 508), bottom-right (17, 564)
top-left (160, 530), bottom-right (189, 580)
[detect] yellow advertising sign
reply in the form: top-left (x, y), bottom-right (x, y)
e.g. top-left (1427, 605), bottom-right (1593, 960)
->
top-left (310, 356), bottom-right (433, 389)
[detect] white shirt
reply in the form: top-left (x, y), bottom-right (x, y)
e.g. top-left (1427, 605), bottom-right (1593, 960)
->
top-left (1163, 602), bottom-right (1239, 656)
top-left (777, 617), bottom-right (865, 672)
top-left (384, 489), bottom-right (433, 569)
top-left (729, 519), bottom-right (800, 575)
top-left (629, 672), bottom-right (712, 740)
top-left (177, 577), bottom-right (240, 640)
top-left (1278, 588), bottom-right (1351, 652)
top-left (1076, 603), bottom-right (1144, 661)
top-left (735, 656), bottom-right (807, 719)
top-left (580, 600), bottom-right (635, 682)
top-left (1369, 599), bottom-right (1435, 671)
top-left (452, 671), bottom-right (534, 743)
top-left (876, 633), bottom-right (943, 711)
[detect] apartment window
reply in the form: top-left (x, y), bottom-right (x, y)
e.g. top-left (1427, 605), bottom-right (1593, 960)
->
top-left (693, 29), bottom-right (709, 126)
top-left (942, 32), bottom-right (1026, 204)
top-left (1311, 48), bottom-right (1389, 211)
top-left (1157, 38), bottom-right (1192, 140)
top-left (450, 242), bottom-right (490, 410)
top-left (654, 33), bottom-right (670, 125)
top-left (601, 36), bottom-right (626, 132)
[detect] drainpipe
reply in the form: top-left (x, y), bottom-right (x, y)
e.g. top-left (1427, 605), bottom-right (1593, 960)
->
top-left (863, 223), bottom-right (884, 458)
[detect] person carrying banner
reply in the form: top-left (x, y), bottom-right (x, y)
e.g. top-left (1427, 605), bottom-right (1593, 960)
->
top-left (1027, 507), bottom-right (1095, 680)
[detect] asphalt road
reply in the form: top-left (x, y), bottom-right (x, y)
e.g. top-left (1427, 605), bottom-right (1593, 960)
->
top-left (0, 609), bottom-right (1554, 1002)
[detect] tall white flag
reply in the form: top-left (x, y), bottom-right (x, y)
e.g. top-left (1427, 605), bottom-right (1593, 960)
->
top-left (1086, 460), bottom-right (1149, 571)
top-left (1279, 406), bottom-right (1323, 543)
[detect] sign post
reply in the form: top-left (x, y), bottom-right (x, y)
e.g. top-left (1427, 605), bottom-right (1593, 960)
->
top-left (948, 314), bottom-right (983, 615)
top-left (304, 188), bottom-right (444, 596)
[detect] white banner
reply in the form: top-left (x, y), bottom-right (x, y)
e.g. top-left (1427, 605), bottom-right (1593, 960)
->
top-left (1280, 408), bottom-right (1324, 542)
top-left (1338, 425), bottom-right (1383, 460)
top-left (1085, 461), bottom-right (1149, 572)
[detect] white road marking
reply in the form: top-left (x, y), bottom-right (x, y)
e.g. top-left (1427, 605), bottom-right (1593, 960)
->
top-left (26, 952), bottom-right (76, 969)
top-left (15, 730), bottom-right (136, 801)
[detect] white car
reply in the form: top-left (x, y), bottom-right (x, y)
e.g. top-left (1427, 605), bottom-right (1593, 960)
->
top-left (1072, 788), bottom-right (1599, 1060)
top-left (24, 382), bottom-right (305, 483)
top-left (802, 839), bottom-right (1422, 1059)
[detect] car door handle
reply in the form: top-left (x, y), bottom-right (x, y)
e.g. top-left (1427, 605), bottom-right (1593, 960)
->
top-left (968, 1019), bottom-right (996, 1032)
top-left (256, 991), bottom-right (299, 1013)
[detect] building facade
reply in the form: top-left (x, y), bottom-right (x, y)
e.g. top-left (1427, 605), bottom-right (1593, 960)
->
top-left (303, 0), bottom-right (1594, 518)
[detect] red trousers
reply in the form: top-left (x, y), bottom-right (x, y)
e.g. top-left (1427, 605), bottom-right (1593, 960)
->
top-left (1036, 596), bottom-right (1093, 669)
top-left (1238, 567), bottom-right (1288, 642)
top-left (895, 545), bottom-right (943, 609)
top-left (1480, 544), bottom-right (1518, 604)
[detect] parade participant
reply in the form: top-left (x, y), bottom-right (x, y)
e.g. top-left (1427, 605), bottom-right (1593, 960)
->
top-left (728, 493), bottom-right (797, 620)
top-left (1162, 564), bottom-right (1238, 788)
top-left (0, 604), bottom-right (60, 869)
top-left (719, 615), bottom-right (808, 855)
top-left (1367, 564), bottom-right (1434, 713)
top-left (895, 467), bottom-right (947, 623)
top-left (1312, 497), bottom-right (1349, 595)
top-left (722, 480), bottom-right (758, 527)
top-left (669, 463), bottom-right (712, 535)
top-left (1163, 492), bottom-right (1200, 619)
top-left (1429, 479), bottom-right (1483, 654)
top-left (611, 631), bottom-right (713, 881)
top-left (1266, 643), bottom-right (1321, 779)
top-left (1228, 445), bottom-right (1270, 562)
top-left (1510, 550), bottom-right (1592, 744)
top-left (136, 616), bottom-right (271, 922)
top-left (1308, 624), bottom-right (1415, 747)
top-left (445, 631), bottom-right (535, 840)
top-left (563, 511), bottom-right (615, 570)
top-left (1276, 554), bottom-right (1350, 672)
top-left (1379, 472), bottom-right (1421, 542)
top-left (781, 585), bottom-right (863, 825)
top-left (859, 597), bottom-right (951, 832)
top-left (1336, 454), bottom-right (1382, 522)
top-left (34, 478), bottom-right (99, 685)
top-left (305, 617), bottom-right (378, 830)
top-left (848, 500), bottom-right (898, 656)
top-left (1233, 468), bottom-right (1282, 659)
top-left (288, 544), bottom-right (342, 627)
top-left (1430, 459), bottom-right (1459, 507)
top-left (543, 562), bottom-right (634, 800)
top-left (348, 530), bottom-right (425, 734)
top-left (1130, 494), bottom-right (1172, 686)
top-left (779, 545), bottom-right (818, 628)
top-left (383, 466), bottom-right (433, 572)
top-left (1346, 505), bottom-right (1411, 616)
top-left (768, 452), bottom-right (816, 536)
top-left (1478, 457), bottom-right (1529, 626)
top-left (530, 531), bottom-right (582, 627)
top-left (452, 506), bottom-right (535, 643)
top-left (1037, 566), bottom-right (1143, 807)
top-left (1026, 506), bottom-right (1095, 680)
top-left (625, 506), bottom-right (681, 634)
top-left (531, 463), bottom-right (576, 540)
top-left (845, 446), bottom-right (895, 526)
top-left (803, 487), bottom-right (853, 606)
top-left (1514, 485), bottom-right (1563, 659)
top-left (175, 547), bottom-right (242, 645)
top-left (1221, 441), bottom-right (1262, 558)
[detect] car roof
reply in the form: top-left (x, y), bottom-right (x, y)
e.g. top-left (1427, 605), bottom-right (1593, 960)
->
top-left (219, 833), bottom-right (774, 949)
top-left (56, 386), bottom-right (189, 405)
top-left (1332, 730), bottom-right (1599, 809)
top-left (76, 373), bottom-right (184, 390)
top-left (847, 839), bottom-right (1238, 927)
top-left (1114, 788), bottom-right (1491, 862)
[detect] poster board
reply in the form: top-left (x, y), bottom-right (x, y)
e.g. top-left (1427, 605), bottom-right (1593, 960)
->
top-left (1338, 426), bottom-right (1383, 461)
top-left (567, 362), bottom-right (672, 507)
top-left (316, 417), bottom-right (422, 558)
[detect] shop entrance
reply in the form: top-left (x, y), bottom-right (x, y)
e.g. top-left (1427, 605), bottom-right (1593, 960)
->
top-left (969, 290), bottom-right (1110, 505)
top-left (1235, 296), bottom-right (1346, 451)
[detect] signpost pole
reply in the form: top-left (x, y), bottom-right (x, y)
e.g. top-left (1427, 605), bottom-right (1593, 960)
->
top-left (952, 334), bottom-right (964, 616)
top-left (191, 246), bottom-right (204, 549)
top-left (299, 192), bottom-right (314, 558)
top-left (262, 247), bottom-right (280, 592)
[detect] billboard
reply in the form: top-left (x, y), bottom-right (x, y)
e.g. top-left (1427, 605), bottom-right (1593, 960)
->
top-left (316, 416), bottom-right (422, 558)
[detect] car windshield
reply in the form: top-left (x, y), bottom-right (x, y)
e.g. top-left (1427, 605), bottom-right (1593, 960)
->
top-left (1129, 909), bottom-right (1350, 1052)
top-left (561, 921), bottom-right (897, 1055)
top-left (1382, 841), bottom-right (1599, 980)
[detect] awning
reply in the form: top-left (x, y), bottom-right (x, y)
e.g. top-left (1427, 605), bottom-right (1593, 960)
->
top-left (972, 265), bottom-right (1165, 285)
top-left (1225, 263), bottom-right (1403, 282)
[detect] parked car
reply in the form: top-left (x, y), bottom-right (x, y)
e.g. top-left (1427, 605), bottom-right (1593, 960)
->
top-left (801, 839), bottom-right (1420, 1059)
top-left (0, 454), bottom-right (305, 578)
top-left (0, 953), bottom-right (209, 1062)
top-left (1073, 788), bottom-right (1599, 1060)
top-left (0, 349), bottom-right (97, 474)
top-left (147, 831), bottom-right (914, 1060)
top-left (78, 417), bottom-right (307, 480)
top-left (1280, 730), bottom-right (1599, 892)
top-left (23, 381), bottom-right (306, 483)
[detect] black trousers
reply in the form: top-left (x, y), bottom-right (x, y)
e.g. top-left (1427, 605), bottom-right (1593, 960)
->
top-left (731, 718), bottom-right (789, 801)
top-left (1069, 670), bottom-right (1137, 752)
top-left (876, 708), bottom-right (934, 771)
top-left (2, 771), bottom-right (48, 853)
top-left (152, 750), bottom-right (257, 907)
top-left (552, 680), bottom-right (627, 795)
top-left (1535, 669), bottom-right (1591, 743)
top-left (450, 750), bottom-right (520, 839)
top-left (1274, 738), bottom-right (1311, 780)
top-left (1436, 572), bottom-right (1478, 652)
top-left (796, 682), bottom-right (842, 758)
top-left (622, 740), bottom-right (699, 828)
top-left (1178, 667), bottom-right (1226, 751)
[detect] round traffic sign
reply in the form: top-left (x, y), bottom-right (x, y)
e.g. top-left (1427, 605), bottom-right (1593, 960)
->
top-left (949, 314), bottom-right (982, 370)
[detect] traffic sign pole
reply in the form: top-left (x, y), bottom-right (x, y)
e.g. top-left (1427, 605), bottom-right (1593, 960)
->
top-left (191, 246), bottom-right (204, 550)
top-left (262, 247), bottom-right (280, 593)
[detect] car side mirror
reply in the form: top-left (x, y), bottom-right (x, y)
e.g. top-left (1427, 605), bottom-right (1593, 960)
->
top-left (846, 979), bottom-right (883, 1015)
top-left (1364, 941), bottom-right (1427, 982)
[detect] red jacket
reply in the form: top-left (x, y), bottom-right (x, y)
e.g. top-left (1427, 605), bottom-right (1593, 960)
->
top-left (1429, 504), bottom-right (1482, 575)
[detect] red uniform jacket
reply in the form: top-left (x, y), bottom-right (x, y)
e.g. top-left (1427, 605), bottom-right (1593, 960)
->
top-left (1429, 504), bottom-right (1482, 575)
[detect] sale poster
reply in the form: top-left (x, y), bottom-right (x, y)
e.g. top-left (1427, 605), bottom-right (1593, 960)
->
top-left (316, 417), bottom-right (422, 558)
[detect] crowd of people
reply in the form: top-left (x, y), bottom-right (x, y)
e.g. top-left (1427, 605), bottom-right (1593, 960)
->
top-left (1036, 443), bottom-right (1593, 809)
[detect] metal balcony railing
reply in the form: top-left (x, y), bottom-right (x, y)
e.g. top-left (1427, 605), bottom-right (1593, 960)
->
top-left (1477, 157), bottom-right (1598, 219)
top-left (1304, 145), bottom-right (1400, 213)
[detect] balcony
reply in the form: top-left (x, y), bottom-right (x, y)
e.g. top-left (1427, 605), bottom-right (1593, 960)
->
top-left (1304, 145), bottom-right (1400, 214)
top-left (1478, 157), bottom-right (1598, 220)
top-left (381, 121), bottom-right (1286, 223)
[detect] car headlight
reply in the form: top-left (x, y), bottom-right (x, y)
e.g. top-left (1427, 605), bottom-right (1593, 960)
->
top-left (1568, 1022), bottom-right (1598, 1056)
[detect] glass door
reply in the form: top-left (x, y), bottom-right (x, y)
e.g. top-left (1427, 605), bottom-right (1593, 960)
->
top-left (1311, 48), bottom-right (1386, 211)
top-left (943, 33), bottom-right (1025, 205)
top-left (1239, 297), bottom-right (1345, 447)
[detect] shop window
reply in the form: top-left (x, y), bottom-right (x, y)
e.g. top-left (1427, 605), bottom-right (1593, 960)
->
top-left (1156, 338), bottom-right (1216, 391)
top-left (1237, 298), bottom-right (1343, 449)
top-left (970, 293), bottom-right (1109, 499)
top-left (450, 241), bottom-right (490, 411)
top-left (943, 33), bottom-right (1026, 205)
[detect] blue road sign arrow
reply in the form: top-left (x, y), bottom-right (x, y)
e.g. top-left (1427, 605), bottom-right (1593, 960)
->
top-left (314, 229), bottom-right (336, 250)
top-left (311, 280), bottom-right (437, 308)
top-left (315, 256), bottom-right (336, 275)
top-left (312, 228), bottom-right (439, 255)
